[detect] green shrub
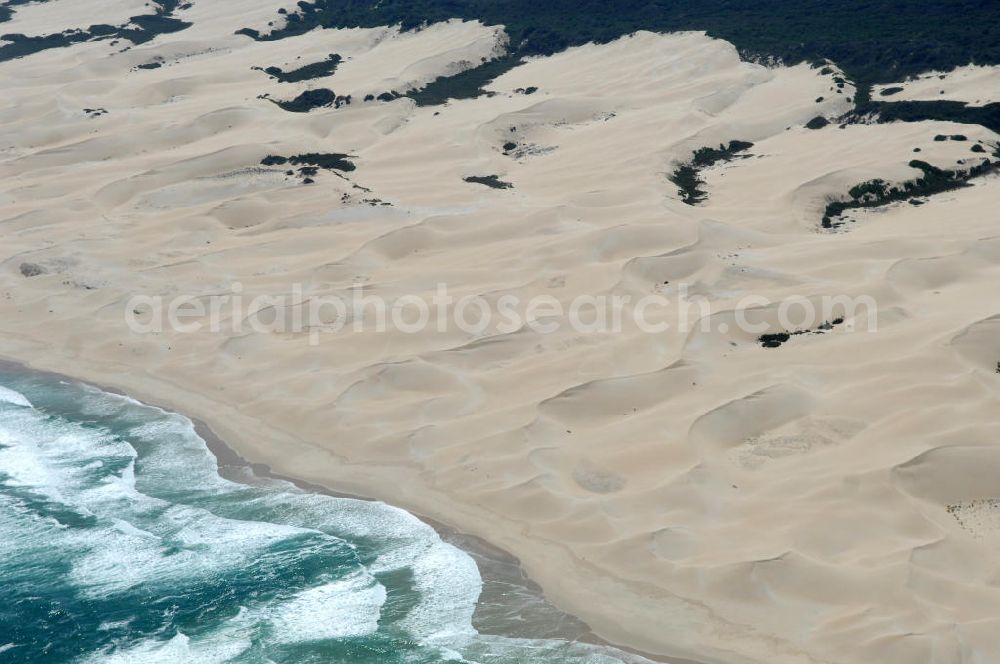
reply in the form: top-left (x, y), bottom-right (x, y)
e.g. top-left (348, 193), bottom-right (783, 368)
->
top-left (669, 140), bottom-right (753, 205)
top-left (463, 175), bottom-right (513, 189)
top-left (259, 54), bottom-right (341, 83)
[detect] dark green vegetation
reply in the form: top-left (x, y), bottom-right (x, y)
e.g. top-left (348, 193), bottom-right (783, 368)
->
top-left (463, 174), bottom-right (514, 189)
top-left (404, 55), bottom-right (521, 106)
top-left (759, 318), bottom-right (844, 348)
top-left (668, 140), bottom-right (753, 205)
top-left (821, 151), bottom-right (1000, 229)
top-left (669, 165), bottom-right (704, 205)
top-left (5, 0), bottom-right (997, 131)
top-left (690, 140), bottom-right (755, 167)
top-left (805, 116), bottom-right (830, 129)
top-left (268, 88), bottom-right (353, 112)
top-left (234, 0), bottom-right (1000, 113)
top-left (880, 86), bottom-right (904, 96)
top-left (869, 100), bottom-right (1000, 133)
top-left (0, 0), bottom-right (50, 24)
top-left (0, 0), bottom-right (190, 62)
top-left (254, 53), bottom-right (341, 83)
top-left (276, 88), bottom-right (334, 111)
top-left (261, 153), bottom-right (356, 172)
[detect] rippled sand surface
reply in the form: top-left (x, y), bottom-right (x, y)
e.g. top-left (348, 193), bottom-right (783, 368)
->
top-left (2, 3), bottom-right (1000, 661)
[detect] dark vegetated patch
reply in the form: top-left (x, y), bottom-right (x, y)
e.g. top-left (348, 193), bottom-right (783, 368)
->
top-left (2, 0), bottom-right (63, 26)
top-left (822, 156), bottom-right (1000, 229)
top-left (514, 86), bottom-right (538, 94)
top-left (261, 153), bottom-right (356, 172)
top-left (19, 262), bottom-right (46, 277)
top-left (691, 140), bottom-right (754, 167)
top-left (405, 55), bottom-right (523, 106)
top-left (971, 143), bottom-right (986, 153)
top-left (137, 61), bottom-right (161, 69)
top-left (805, 115), bottom-right (829, 129)
top-left (815, 96), bottom-right (824, 102)
top-left (668, 165), bottom-right (705, 205)
top-left (668, 140), bottom-right (753, 205)
top-left (759, 317), bottom-right (844, 348)
top-left (229, 0), bottom-right (1000, 134)
top-left (759, 332), bottom-right (791, 348)
top-left (0, 31), bottom-right (91, 61)
top-left (863, 100), bottom-right (1000, 134)
top-left (278, 87), bottom-right (335, 111)
top-left (270, 88), bottom-right (351, 112)
top-left (0, 0), bottom-right (190, 62)
top-left (950, 134), bottom-right (967, 141)
top-left (230, 0), bottom-right (1000, 92)
top-left (880, 86), bottom-right (904, 96)
top-left (502, 141), bottom-right (517, 152)
top-left (118, 6), bottom-right (190, 45)
top-left (463, 174), bottom-right (514, 189)
top-left (256, 53), bottom-right (341, 82)
top-left (240, 12), bottom-right (523, 107)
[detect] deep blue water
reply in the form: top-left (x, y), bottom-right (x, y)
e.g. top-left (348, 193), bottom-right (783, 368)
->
top-left (0, 368), bottom-right (652, 664)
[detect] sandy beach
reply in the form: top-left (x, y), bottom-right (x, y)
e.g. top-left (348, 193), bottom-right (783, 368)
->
top-left (0, 356), bottom-right (677, 664)
top-left (3, 1), bottom-right (1000, 661)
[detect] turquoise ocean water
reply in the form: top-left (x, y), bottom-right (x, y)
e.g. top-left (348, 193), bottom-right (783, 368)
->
top-left (0, 367), bottom-right (655, 664)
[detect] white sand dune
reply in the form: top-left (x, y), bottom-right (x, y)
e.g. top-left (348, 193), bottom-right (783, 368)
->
top-left (0, 0), bottom-right (151, 35)
top-left (2, 5), bottom-right (1000, 663)
top-left (875, 64), bottom-right (1000, 106)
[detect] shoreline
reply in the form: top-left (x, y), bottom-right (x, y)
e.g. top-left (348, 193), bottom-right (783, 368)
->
top-left (3, 9), bottom-right (999, 660)
top-left (194, 416), bottom-right (675, 661)
top-left (0, 354), bottom-right (689, 664)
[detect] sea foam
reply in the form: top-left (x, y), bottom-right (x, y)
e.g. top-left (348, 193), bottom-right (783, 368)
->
top-left (0, 372), bottom-right (654, 664)
top-left (0, 385), bottom-right (31, 408)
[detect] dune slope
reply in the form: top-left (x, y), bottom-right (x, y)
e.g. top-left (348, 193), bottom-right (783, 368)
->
top-left (2, 4), bottom-right (1000, 663)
